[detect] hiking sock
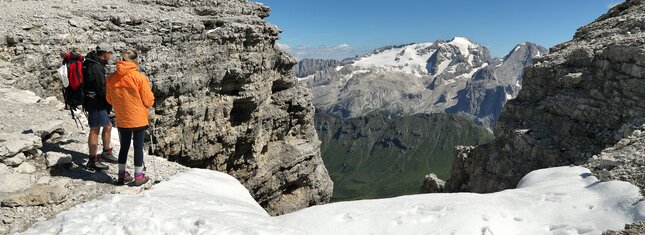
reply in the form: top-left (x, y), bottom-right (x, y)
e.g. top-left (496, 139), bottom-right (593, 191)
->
top-left (135, 166), bottom-right (143, 175)
top-left (118, 164), bottom-right (126, 174)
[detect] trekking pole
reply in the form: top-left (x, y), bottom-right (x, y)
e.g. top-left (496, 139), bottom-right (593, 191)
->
top-left (150, 116), bottom-right (159, 184)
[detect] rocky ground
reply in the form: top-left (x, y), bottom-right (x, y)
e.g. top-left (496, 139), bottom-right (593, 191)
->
top-left (603, 222), bottom-right (645, 235)
top-left (0, 85), bottom-right (188, 234)
top-left (584, 120), bottom-right (645, 196)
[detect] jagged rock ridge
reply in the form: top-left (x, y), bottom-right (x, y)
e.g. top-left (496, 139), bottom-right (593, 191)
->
top-left (294, 59), bottom-right (340, 78)
top-left (296, 38), bottom-right (547, 128)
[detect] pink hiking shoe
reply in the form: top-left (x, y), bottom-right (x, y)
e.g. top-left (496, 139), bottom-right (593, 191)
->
top-left (117, 171), bottom-right (134, 185)
top-left (134, 172), bottom-right (149, 186)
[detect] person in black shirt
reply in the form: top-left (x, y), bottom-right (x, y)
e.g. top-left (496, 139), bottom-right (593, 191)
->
top-left (83, 43), bottom-right (119, 170)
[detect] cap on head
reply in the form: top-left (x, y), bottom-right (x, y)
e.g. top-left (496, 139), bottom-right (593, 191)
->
top-left (96, 43), bottom-right (114, 53)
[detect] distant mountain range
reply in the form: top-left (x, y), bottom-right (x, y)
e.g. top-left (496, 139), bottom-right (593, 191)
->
top-left (298, 37), bottom-right (547, 200)
top-left (297, 37), bottom-right (547, 129)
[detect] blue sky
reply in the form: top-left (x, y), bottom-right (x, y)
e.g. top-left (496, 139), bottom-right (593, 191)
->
top-left (255, 0), bottom-right (624, 60)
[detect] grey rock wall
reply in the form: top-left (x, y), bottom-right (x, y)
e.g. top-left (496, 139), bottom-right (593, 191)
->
top-left (0, 0), bottom-right (332, 215)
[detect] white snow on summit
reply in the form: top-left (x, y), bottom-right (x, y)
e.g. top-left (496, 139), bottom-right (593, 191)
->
top-left (448, 36), bottom-right (474, 57)
top-left (349, 37), bottom-right (484, 77)
top-left (22, 167), bottom-right (645, 235)
top-left (352, 42), bottom-right (436, 76)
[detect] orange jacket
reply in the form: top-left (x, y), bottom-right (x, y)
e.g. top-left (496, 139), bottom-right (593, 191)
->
top-left (106, 61), bottom-right (155, 128)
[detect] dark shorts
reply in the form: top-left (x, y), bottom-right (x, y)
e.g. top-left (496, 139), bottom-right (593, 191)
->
top-left (87, 109), bottom-right (111, 128)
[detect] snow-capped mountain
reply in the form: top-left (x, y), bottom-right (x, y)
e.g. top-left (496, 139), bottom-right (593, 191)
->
top-left (298, 37), bottom-right (548, 128)
top-left (348, 37), bottom-right (491, 77)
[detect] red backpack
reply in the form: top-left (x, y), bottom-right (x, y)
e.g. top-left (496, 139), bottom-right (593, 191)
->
top-left (63, 52), bottom-right (84, 92)
top-left (59, 52), bottom-right (86, 128)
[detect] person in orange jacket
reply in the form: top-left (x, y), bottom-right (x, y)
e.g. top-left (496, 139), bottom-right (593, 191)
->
top-left (106, 49), bottom-right (154, 186)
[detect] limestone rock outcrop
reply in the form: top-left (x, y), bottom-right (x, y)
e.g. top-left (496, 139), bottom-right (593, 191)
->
top-left (584, 121), bottom-right (645, 195)
top-left (420, 173), bottom-right (445, 193)
top-left (293, 59), bottom-right (340, 78)
top-left (0, 0), bottom-right (332, 215)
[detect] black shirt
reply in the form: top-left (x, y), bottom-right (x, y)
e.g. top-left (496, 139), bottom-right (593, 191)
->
top-left (82, 51), bottom-right (111, 111)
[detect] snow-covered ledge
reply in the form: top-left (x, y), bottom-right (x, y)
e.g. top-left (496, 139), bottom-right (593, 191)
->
top-left (22, 167), bottom-right (644, 234)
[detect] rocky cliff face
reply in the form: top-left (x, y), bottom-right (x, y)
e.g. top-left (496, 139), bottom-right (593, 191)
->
top-left (293, 59), bottom-right (340, 78)
top-left (446, 42), bottom-right (547, 127)
top-left (445, 0), bottom-right (645, 195)
top-left (0, 0), bottom-right (332, 215)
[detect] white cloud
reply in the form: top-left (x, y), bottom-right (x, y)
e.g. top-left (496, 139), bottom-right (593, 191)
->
top-left (276, 42), bottom-right (290, 50)
top-left (336, 43), bottom-right (352, 50)
top-left (277, 43), bottom-right (367, 60)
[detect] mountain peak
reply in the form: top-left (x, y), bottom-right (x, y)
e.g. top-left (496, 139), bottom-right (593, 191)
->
top-left (505, 42), bottom-right (549, 60)
top-left (347, 37), bottom-right (490, 76)
top-left (448, 37), bottom-right (476, 56)
top-left (449, 36), bottom-right (473, 43)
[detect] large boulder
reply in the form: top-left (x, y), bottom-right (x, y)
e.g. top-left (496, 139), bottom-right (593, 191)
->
top-left (0, 133), bottom-right (41, 161)
top-left (0, 164), bottom-right (34, 193)
top-left (0, 185), bottom-right (66, 207)
top-left (45, 152), bottom-right (72, 168)
top-left (421, 173), bottom-right (445, 193)
top-left (3, 152), bottom-right (25, 166)
top-left (28, 120), bottom-right (65, 141)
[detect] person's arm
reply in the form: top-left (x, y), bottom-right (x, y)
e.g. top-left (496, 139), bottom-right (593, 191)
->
top-left (97, 67), bottom-right (107, 98)
top-left (105, 77), bottom-right (113, 105)
top-left (139, 74), bottom-right (155, 109)
top-left (84, 64), bottom-right (105, 99)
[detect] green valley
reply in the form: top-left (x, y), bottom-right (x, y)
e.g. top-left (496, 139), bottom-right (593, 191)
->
top-left (315, 112), bottom-right (494, 201)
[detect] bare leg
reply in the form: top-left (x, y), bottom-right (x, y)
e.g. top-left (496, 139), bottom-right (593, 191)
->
top-left (102, 123), bottom-right (112, 150)
top-left (88, 127), bottom-right (100, 156)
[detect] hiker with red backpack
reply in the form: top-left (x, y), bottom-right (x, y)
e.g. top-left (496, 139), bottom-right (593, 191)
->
top-left (82, 43), bottom-right (119, 170)
top-left (60, 49), bottom-right (85, 128)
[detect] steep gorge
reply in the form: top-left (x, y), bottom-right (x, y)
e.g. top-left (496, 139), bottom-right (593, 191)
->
top-left (316, 112), bottom-right (493, 201)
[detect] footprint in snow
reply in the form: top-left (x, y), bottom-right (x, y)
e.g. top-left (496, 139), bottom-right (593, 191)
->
top-left (481, 227), bottom-right (494, 235)
top-left (339, 213), bottom-right (353, 221)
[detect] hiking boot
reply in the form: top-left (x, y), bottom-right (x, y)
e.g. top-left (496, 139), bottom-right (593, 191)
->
top-left (117, 171), bottom-right (134, 185)
top-left (87, 155), bottom-right (109, 170)
top-left (134, 173), bottom-right (149, 186)
top-left (100, 148), bottom-right (118, 163)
